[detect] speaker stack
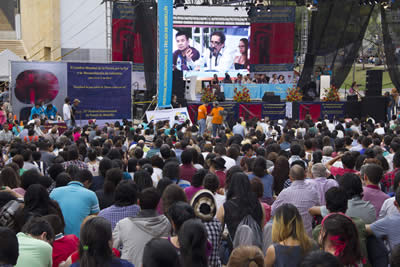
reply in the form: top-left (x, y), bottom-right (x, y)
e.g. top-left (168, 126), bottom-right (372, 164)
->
top-left (365, 70), bottom-right (382, 97)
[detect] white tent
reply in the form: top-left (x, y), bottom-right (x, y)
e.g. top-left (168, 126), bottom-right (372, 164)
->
top-left (0, 49), bottom-right (23, 81)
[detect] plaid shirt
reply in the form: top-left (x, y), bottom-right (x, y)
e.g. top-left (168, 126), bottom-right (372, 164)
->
top-left (98, 204), bottom-right (140, 230)
top-left (62, 160), bottom-right (88, 170)
top-left (204, 218), bottom-right (222, 267)
top-left (382, 168), bottom-right (400, 193)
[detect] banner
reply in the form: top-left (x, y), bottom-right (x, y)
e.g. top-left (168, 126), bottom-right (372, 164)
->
top-left (157, 0), bottom-right (173, 108)
top-left (223, 83), bottom-right (291, 100)
top-left (262, 103), bottom-right (286, 120)
top-left (299, 103), bottom-right (321, 121)
top-left (10, 61), bottom-right (68, 121)
top-left (112, 2), bottom-right (144, 69)
top-left (146, 107), bottom-right (191, 126)
top-left (67, 62), bottom-right (132, 120)
top-left (249, 6), bottom-right (295, 72)
top-left (321, 102), bottom-right (346, 120)
top-left (239, 103), bottom-right (262, 121)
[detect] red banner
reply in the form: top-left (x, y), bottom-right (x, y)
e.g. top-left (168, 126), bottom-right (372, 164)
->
top-left (239, 104), bottom-right (262, 121)
top-left (299, 104), bottom-right (321, 121)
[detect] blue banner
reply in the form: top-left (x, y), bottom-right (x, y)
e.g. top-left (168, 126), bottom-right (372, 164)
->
top-left (67, 62), bottom-right (132, 120)
top-left (158, 0), bottom-right (173, 108)
top-left (262, 103), bottom-right (286, 120)
top-left (223, 83), bottom-right (291, 100)
top-left (321, 102), bottom-right (346, 120)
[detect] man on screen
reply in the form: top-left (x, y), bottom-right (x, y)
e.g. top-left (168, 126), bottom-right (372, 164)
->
top-left (200, 31), bottom-right (235, 72)
top-left (173, 31), bottom-right (200, 71)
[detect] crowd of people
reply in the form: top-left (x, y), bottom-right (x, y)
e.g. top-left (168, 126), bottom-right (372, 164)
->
top-left (1, 100), bottom-right (400, 267)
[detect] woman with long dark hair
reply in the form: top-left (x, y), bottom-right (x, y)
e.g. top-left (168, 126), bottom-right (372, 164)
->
top-left (71, 216), bottom-right (134, 267)
top-left (178, 219), bottom-right (209, 267)
top-left (23, 184), bottom-right (65, 227)
top-left (249, 157), bottom-right (274, 204)
top-left (143, 238), bottom-right (182, 267)
top-left (216, 172), bottom-right (264, 239)
top-left (96, 168), bottom-right (123, 209)
top-left (234, 38), bottom-right (249, 70)
top-left (271, 156), bottom-right (289, 195)
top-left (319, 213), bottom-right (362, 266)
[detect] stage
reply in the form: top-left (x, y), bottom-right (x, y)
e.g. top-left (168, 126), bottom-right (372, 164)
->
top-left (187, 99), bottom-right (387, 125)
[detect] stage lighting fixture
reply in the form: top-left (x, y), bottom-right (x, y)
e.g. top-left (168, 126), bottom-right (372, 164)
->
top-left (267, 5), bottom-right (271, 12)
top-left (174, 0), bottom-right (185, 8)
top-left (184, 5), bottom-right (188, 9)
top-left (256, 6), bottom-right (262, 12)
top-left (234, 7), bottom-right (239, 11)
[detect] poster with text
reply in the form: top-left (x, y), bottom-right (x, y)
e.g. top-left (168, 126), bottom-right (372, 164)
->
top-left (67, 62), bottom-right (132, 120)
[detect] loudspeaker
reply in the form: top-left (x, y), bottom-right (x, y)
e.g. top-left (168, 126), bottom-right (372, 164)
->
top-left (366, 70), bottom-right (382, 96)
top-left (216, 92), bottom-right (225, 102)
top-left (347, 95), bottom-right (358, 102)
top-left (184, 76), bottom-right (197, 101)
top-left (362, 96), bottom-right (387, 122)
top-left (262, 93), bottom-right (280, 103)
top-left (344, 101), bottom-right (361, 119)
top-left (172, 70), bottom-right (185, 102)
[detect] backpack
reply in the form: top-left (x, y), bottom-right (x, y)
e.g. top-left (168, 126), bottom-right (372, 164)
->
top-left (232, 214), bottom-right (264, 251)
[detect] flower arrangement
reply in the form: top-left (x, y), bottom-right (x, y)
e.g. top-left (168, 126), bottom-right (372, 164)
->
top-left (286, 85), bottom-right (303, 102)
top-left (323, 85), bottom-right (340, 102)
top-left (201, 86), bottom-right (217, 103)
top-left (233, 87), bottom-right (251, 102)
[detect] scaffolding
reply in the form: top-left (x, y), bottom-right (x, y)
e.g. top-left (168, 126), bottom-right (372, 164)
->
top-left (299, 7), bottom-right (308, 65)
top-left (105, 1), bottom-right (113, 62)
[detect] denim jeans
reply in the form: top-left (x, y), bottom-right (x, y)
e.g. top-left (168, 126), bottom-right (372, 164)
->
top-left (198, 119), bottom-right (206, 136)
top-left (65, 119), bottom-right (72, 129)
top-left (212, 123), bottom-right (221, 137)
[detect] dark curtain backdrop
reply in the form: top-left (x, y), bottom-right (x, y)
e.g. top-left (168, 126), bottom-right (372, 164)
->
top-left (135, 2), bottom-right (158, 99)
top-left (381, 2), bottom-right (400, 92)
top-left (298, 0), bottom-right (373, 90)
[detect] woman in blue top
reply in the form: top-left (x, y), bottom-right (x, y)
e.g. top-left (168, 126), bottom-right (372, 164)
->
top-left (71, 216), bottom-right (134, 267)
top-left (248, 157), bottom-right (274, 205)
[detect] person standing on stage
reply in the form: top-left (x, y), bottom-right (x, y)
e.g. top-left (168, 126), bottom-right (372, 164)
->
top-left (63, 97), bottom-right (72, 129)
top-left (197, 102), bottom-right (208, 136)
top-left (71, 99), bottom-right (80, 127)
top-left (210, 102), bottom-right (224, 138)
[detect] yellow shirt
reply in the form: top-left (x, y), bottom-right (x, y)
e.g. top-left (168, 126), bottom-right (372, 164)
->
top-left (210, 107), bottom-right (224, 124)
top-left (198, 104), bottom-right (208, 120)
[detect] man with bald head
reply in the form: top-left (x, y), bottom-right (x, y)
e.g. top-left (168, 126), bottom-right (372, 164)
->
top-left (271, 165), bottom-right (320, 236)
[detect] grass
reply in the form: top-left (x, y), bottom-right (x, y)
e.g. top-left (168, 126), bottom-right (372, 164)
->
top-left (342, 64), bottom-right (394, 90)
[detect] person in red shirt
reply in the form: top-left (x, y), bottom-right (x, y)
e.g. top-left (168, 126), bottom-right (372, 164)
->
top-left (43, 214), bottom-right (79, 267)
top-left (325, 152), bottom-right (358, 178)
top-left (209, 157), bottom-right (226, 189)
top-left (179, 149), bottom-right (197, 184)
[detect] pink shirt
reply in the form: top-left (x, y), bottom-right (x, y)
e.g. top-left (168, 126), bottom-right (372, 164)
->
top-left (363, 185), bottom-right (390, 217)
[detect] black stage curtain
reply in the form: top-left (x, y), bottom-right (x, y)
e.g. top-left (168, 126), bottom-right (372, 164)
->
top-left (135, 2), bottom-right (158, 99)
top-left (298, 0), bottom-right (373, 90)
top-left (381, 3), bottom-right (400, 92)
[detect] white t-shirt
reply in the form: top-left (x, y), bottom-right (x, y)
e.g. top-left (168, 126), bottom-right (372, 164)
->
top-left (222, 155), bottom-right (236, 171)
top-left (63, 103), bottom-right (71, 120)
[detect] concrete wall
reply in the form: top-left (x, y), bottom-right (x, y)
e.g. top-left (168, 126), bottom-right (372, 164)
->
top-left (20, 0), bottom-right (61, 60)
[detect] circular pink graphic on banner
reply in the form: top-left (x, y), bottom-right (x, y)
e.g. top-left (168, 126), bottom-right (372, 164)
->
top-left (15, 70), bottom-right (59, 104)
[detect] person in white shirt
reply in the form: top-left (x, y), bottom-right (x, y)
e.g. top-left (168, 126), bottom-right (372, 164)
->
top-left (197, 31), bottom-right (234, 72)
top-left (373, 122), bottom-right (385, 136)
top-left (63, 97), bottom-right (72, 129)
